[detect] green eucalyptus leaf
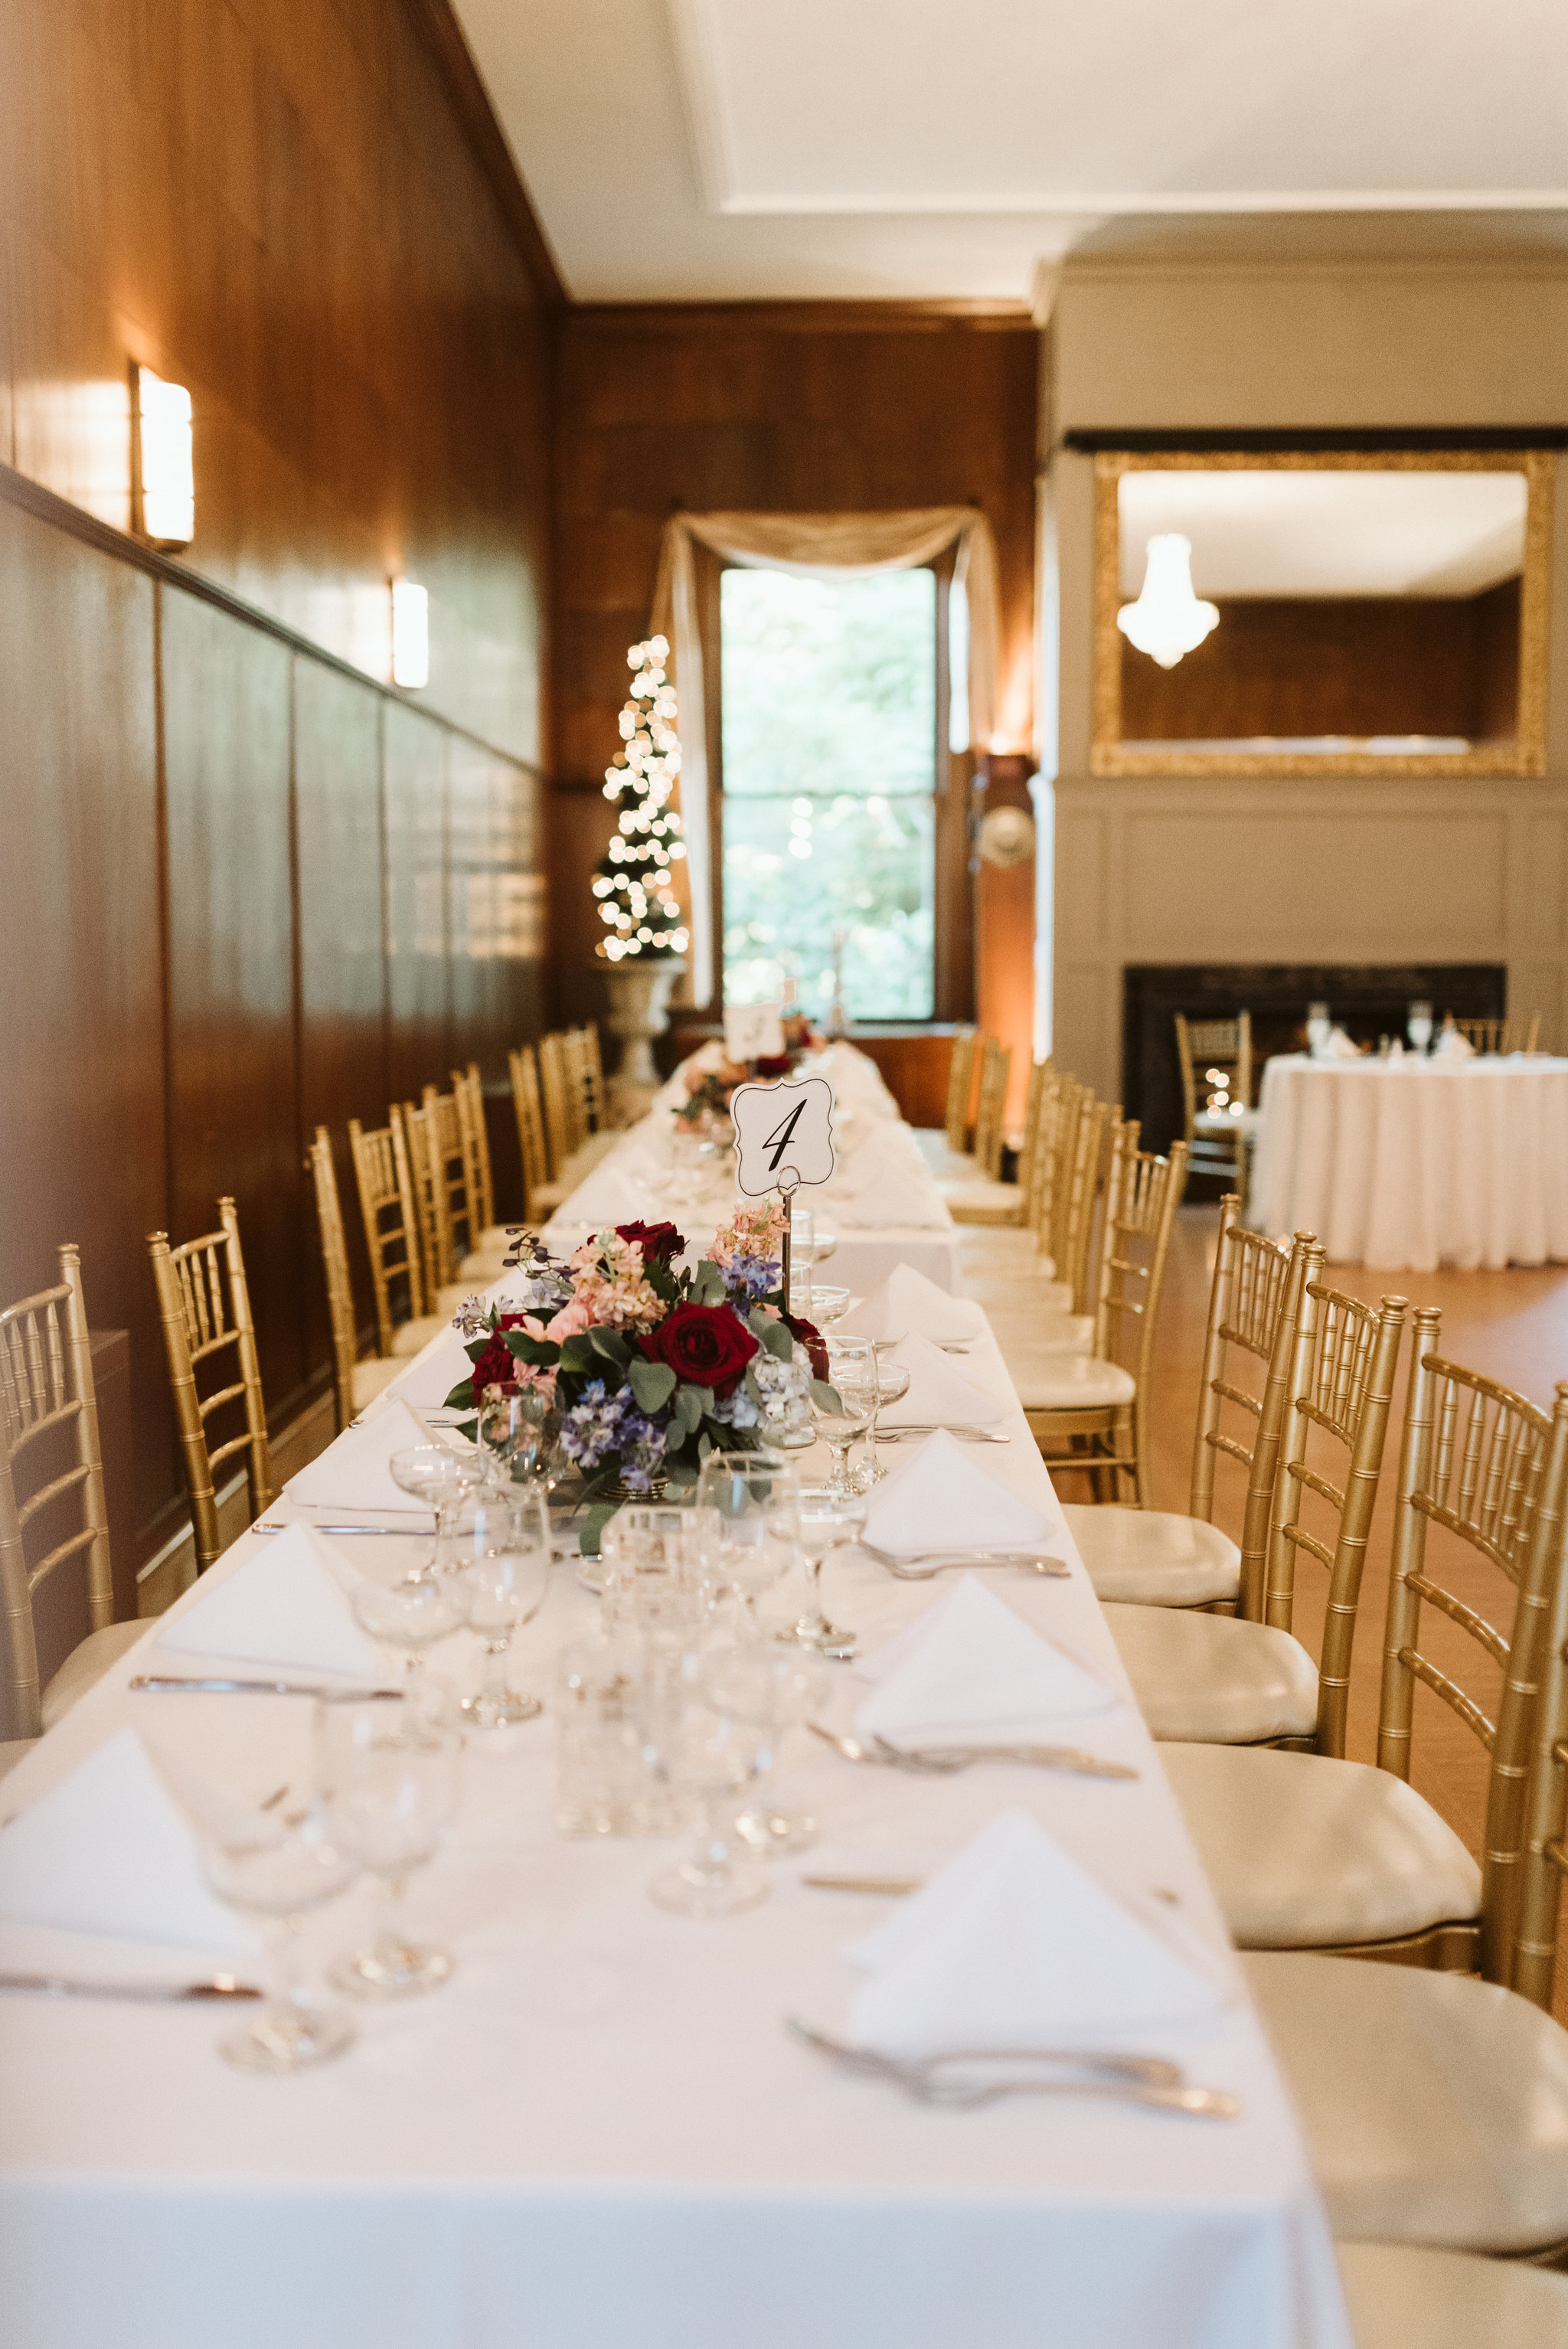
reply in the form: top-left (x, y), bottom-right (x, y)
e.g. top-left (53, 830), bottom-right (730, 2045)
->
top-left (691, 1260), bottom-right (728, 1305)
top-left (577, 1502), bottom-right (616, 1557)
top-left (662, 1455), bottom-right (699, 1488)
top-left (758, 1317), bottom-right (792, 1364)
top-left (443, 1378), bottom-right (477, 1410)
top-left (629, 1359), bottom-right (677, 1413)
top-left (502, 1331), bottom-right (557, 1365)
top-left (557, 1334), bottom-right (599, 1374)
top-left (810, 1380), bottom-right (842, 1414)
top-left (587, 1326), bottom-right (630, 1365)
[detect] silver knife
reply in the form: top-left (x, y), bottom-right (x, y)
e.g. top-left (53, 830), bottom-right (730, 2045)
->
top-left (129, 1675), bottom-right (402, 1699)
top-left (0, 1972), bottom-right (263, 2001)
top-left (254, 1522), bottom-right (425, 1536)
top-left (875, 1426), bottom-right (1011, 1445)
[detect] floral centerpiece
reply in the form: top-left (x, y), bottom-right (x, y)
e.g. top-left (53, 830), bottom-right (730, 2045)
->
top-left (446, 1204), bottom-right (832, 1551)
top-left (672, 1011), bottom-right (819, 1126)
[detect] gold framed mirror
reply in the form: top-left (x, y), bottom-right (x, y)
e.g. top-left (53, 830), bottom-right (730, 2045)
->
top-left (1092, 449), bottom-right (1553, 777)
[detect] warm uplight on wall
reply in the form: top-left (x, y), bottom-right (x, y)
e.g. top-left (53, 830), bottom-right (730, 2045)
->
top-left (131, 364), bottom-right (194, 548)
top-left (1117, 533), bottom-right (1219, 670)
top-left (390, 579), bottom-right (430, 689)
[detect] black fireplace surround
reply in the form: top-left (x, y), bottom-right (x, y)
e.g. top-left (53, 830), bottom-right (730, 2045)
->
top-left (1123, 963), bottom-right (1509, 1168)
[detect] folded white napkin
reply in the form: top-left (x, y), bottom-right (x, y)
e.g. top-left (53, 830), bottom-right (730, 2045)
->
top-left (286, 1397), bottom-right (436, 1513)
top-left (0, 1728), bottom-right (256, 1950)
top-left (155, 1524), bottom-right (380, 1680)
top-left (844, 1808), bottom-right (1229, 2055)
top-left (875, 1330), bottom-right (1003, 1428)
top-left (1324, 1026), bottom-right (1363, 1060)
top-left (860, 1429), bottom-right (1049, 1560)
top-left (838, 1263), bottom-right (985, 1344)
top-left (835, 1169), bottom-right (951, 1230)
top-left (854, 1574), bottom-right (1109, 1740)
top-left (830, 1124), bottom-right (926, 1199)
top-left (1432, 1023), bottom-right (1476, 1061)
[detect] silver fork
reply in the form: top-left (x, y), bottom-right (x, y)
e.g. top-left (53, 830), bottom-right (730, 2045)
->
top-left (806, 1723), bottom-right (1136, 1782)
top-left (867, 1549), bottom-right (1070, 1580)
top-left (786, 2021), bottom-right (1239, 2117)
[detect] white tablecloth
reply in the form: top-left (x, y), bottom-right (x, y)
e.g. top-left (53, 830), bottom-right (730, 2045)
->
top-left (0, 1301), bottom-right (1351, 2349)
top-left (1250, 1054), bottom-right (1568, 1272)
top-left (544, 1042), bottom-right (965, 1299)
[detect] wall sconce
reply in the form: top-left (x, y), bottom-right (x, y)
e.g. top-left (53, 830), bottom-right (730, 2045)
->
top-left (390, 578), bottom-right (430, 689)
top-left (130, 363), bottom-right (194, 549)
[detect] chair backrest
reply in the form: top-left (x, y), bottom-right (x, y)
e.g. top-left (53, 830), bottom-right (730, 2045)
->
top-left (1011, 1059), bottom-right (1050, 1201)
top-left (1446, 1012), bottom-right (1541, 1057)
top-left (400, 1097), bottom-right (454, 1296)
top-left (147, 1201), bottom-right (273, 1575)
top-left (537, 1032), bottom-right (573, 1176)
top-left (1174, 1010), bottom-right (1253, 1140)
top-left (971, 1037), bottom-right (1012, 1179)
top-left (1509, 1382), bottom-right (1568, 2004)
top-left (564, 1026), bottom-right (604, 1142)
top-left (1189, 1202), bottom-right (1308, 1599)
top-left (582, 1021), bottom-right (607, 1119)
top-left (452, 1064), bottom-right (497, 1239)
top-left (943, 1027), bottom-right (978, 1152)
top-left (308, 1129), bottom-right (361, 1435)
top-left (1039, 1075), bottom-right (1085, 1269)
top-left (423, 1086), bottom-right (473, 1268)
top-left (1019, 1067), bottom-right (1066, 1250)
top-left (509, 1044), bottom-right (550, 1216)
top-left (0, 1246), bottom-right (113, 1739)
top-left (1378, 1324), bottom-right (1559, 1975)
top-left (1092, 1137), bottom-right (1191, 1472)
top-left (1060, 1096), bottom-right (1111, 1315)
top-left (347, 1116), bottom-right (427, 1354)
top-left (1259, 1273), bottom-right (1408, 1753)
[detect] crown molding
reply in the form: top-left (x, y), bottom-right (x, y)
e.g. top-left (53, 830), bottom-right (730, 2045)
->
top-left (567, 298), bottom-right (1035, 338)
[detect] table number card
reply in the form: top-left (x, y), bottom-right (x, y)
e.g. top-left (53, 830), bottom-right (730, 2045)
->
top-left (731, 1076), bottom-right (836, 1197)
top-left (724, 1002), bottom-right (786, 1063)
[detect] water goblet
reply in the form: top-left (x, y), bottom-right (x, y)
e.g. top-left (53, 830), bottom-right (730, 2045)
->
top-left (789, 1485), bottom-right (868, 1653)
top-left (198, 1802), bottom-right (359, 2074)
top-left (693, 1451), bottom-right (801, 1626)
top-left (639, 1641), bottom-right (773, 1919)
top-left (1407, 999), bottom-right (1434, 1055)
top-left (448, 1485), bottom-right (553, 1727)
top-left (389, 1441), bottom-right (495, 1558)
top-left (853, 1354), bottom-right (911, 1491)
top-left (810, 1338), bottom-right (876, 1498)
top-left (710, 1642), bottom-right (833, 1857)
top-left (349, 1562), bottom-right (468, 1692)
top-left (807, 1283), bottom-right (851, 1329)
top-left (318, 1691), bottom-right (461, 1998)
top-left (1305, 1001), bottom-right (1332, 1059)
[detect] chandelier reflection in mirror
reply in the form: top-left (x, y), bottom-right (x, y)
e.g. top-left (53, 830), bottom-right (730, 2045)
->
top-left (1116, 534), bottom-right (1220, 669)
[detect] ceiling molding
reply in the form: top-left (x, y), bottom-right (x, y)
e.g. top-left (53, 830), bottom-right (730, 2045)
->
top-left (567, 298), bottom-right (1035, 337)
top-left (1062, 428), bottom-right (1568, 455)
top-left (404, 0), bottom-right (569, 309)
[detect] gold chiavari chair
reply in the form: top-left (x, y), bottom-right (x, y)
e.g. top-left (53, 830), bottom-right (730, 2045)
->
top-left (1163, 1324), bottom-right (1560, 1971)
top-left (347, 1116), bottom-right (446, 1358)
top-left (400, 1099), bottom-right (474, 1319)
top-left (1240, 1386), bottom-right (1568, 2275)
top-left (970, 1037), bottom-right (1011, 1178)
top-left (422, 1085), bottom-right (476, 1274)
top-left (1105, 1263), bottom-right (1408, 1753)
top-left (452, 1064), bottom-right (514, 1277)
top-left (944, 1026), bottom-right (978, 1153)
top-left (1445, 1011), bottom-right (1542, 1056)
top-left (1060, 1201), bottom-right (1302, 1609)
top-left (537, 1031), bottom-right (573, 1178)
top-left (1010, 1132), bottom-right (1189, 1508)
top-left (1334, 2245), bottom-right (1568, 2349)
top-left (0, 1246), bottom-right (143, 1749)
top-left (938, 1057), bottom-right (1051, 1226)
top-left (560, 1026), bottom-right (619, 1175)
top-left (147, 1200), bottom-right (273, 1576)
top-left (509, 1044), bottom-right (567, 1220)
top-left (956, 1069), bottom-right (1076, 1281)
top-left (307, 1130), bottom-right (403, 1433)
top-left (1174, 1009), bottom-right (1257, 1203)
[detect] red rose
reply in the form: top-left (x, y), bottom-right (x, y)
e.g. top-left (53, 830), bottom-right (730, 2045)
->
top-left (752, 1054), bottom-right (792, 1079)
top-left (781, 1311), bottom-right (828, 1384)
top-left (615, 1220), bottom-right (684, 1265)
top-left (469, 1313), bottom-right (528, 1404)
top-left (637, 1302), bottom-right (759, 1399)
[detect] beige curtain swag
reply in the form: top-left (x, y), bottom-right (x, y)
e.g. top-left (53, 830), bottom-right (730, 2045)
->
top-left (649, 507), bottom-right (1001, 1006)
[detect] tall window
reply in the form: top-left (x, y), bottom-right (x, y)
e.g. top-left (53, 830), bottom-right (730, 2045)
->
top-left (719, 567), bottom-right (938, 1021)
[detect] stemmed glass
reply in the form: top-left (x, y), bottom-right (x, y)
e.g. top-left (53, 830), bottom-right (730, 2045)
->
top-left (1305, 1001), bottom-right (1332, 1058)
top-left (478, 1388), bottom-right (560, 1489)
top-left (713, 1642), bottom-right (833, 1857)
top-left (808, 1284), bottom-right (851, 1329)
top-left (810, 1338), bottom-right (877, 1498)
top-left (318, 1691), bottom-right (461, 1999)
top-left (447, 1486), bottom-right (553, 1728)
top-left (198, 1801), bottom-right (359, 2073)
top-left (639, 1642), bottom-right (774, 1919)
top-left (389, 1442), bottom-right (496, 1556)
top-left (1407, 1000), bottom-right (1434, 1056)
top-left (790, 1485), bottom-right (868, 1655)
top-left (692, 1452), bottom-right (801, 1626)
top-left (348, 1559), bottom-right (468, 1691)
top-left (854, 1352), bottom-right (911, 1489)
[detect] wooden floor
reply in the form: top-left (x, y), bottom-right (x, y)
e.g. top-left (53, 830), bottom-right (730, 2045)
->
top-left (1116, 1202), bottom-right (1568, 2012)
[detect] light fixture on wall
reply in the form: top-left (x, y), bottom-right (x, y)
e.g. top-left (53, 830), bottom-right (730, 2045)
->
top-left (1116, 533), bottom-right (1219, 670)
top-left (390, 578), bottom-right (430, 689)
top-left (130, 363), bottom-right (194, 549)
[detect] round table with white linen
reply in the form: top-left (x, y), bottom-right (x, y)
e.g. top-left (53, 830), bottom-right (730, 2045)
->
top-left (1250, 1054), bottom-right (1568, 1272)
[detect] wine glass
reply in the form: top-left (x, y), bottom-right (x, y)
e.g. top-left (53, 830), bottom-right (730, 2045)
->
top-left (447, 1486), bottom-right (553, 1727)
top-left (810, 1338), bottom-right (877, 1498)
top-left (693, 1452), bottom-right (801, 1624)
top-left (808, 1284), bottom-right (851, 1328)
top-left (639, 1642), bottom-right (773, 1919)
top-left (853, 1352), bottom-right (911, 1490)
top-left (790, 1485), bottom-right (868, 1654)
top-left (710, 1642), bottom-right (832, 1857)
top-left (1407, 1000), bottom-right (1434, 1056)
top-left (1305, 1002), bottom-right (1331, 1059)
top-left (349, 1560), bottom-right (467, 1691)
top-left (198, 1802), bottom-right (359, 2074)
top-left (389, 1442), bottom-right (495, 1557)
top-left (318, 1691), bottom-right (461, 1998)
top-left (478, 1388), bottom-right (560, 1488)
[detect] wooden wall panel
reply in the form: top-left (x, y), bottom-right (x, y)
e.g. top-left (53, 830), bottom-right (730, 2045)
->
top-left (161, 586), bottom-right (305, 1431)
top-left (0, 501), bottom-right (170, 1527)
top-left (384, 699), bottom-right (452, 1109)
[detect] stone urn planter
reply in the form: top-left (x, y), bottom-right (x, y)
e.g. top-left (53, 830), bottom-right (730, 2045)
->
top-left (599, 956), bottom-right (686, 1127)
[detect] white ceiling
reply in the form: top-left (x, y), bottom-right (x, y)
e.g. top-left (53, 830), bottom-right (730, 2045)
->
top-left (452, 0), bottom-right (1568, 302)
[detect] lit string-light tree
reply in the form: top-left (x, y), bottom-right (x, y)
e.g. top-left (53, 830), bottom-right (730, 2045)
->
top-left (592, 635), bottom-right (691, 964)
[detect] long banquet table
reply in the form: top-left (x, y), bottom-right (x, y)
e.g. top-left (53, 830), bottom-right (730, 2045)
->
top-left (1250, 1050), bottom-right (1568, 1272)
top-left (0, 1074), bottom-right (1351, 2349)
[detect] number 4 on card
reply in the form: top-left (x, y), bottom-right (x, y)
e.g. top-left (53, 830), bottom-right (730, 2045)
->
top-left (730, 1076), bottom-right (836, 1197)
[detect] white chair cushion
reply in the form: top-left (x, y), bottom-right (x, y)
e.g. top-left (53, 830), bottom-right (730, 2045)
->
top-left (1013, 1351), bottom-right (1135, 1412)
top-left (958, 1232), bottom-right (1056, 1273)
top-left (1163, 1745), bottom-right (1481, 1947)
top-left (391, 1312), bottom-right (446, 1360)
top-left (1246, 1951), bottom-right (1568, 2254)
top-left (40, 1620), bottom-right (148, 1730)
top-left (965, 1275), bottom-right (1076, 1316)
top-left (351, 1355), bottom-right (403, 1413)
top-left (939, 1179), bottom-right (1024, 1226)
top-left (1338, 2243), bottom-right (1568, 2349)
top-left (1062, 1504), bottom-right (1240, 1607)
top-left (989, 1311), bottom-right (1094, 1357)
top-left (0, 1739), bottom-right (41, 1782)
top-left (1102, 1603), bottom-right (1318, 1743)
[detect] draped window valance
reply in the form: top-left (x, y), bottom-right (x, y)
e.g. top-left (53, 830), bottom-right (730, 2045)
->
top-left (648, 507), bottom-right (1001, 1006)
